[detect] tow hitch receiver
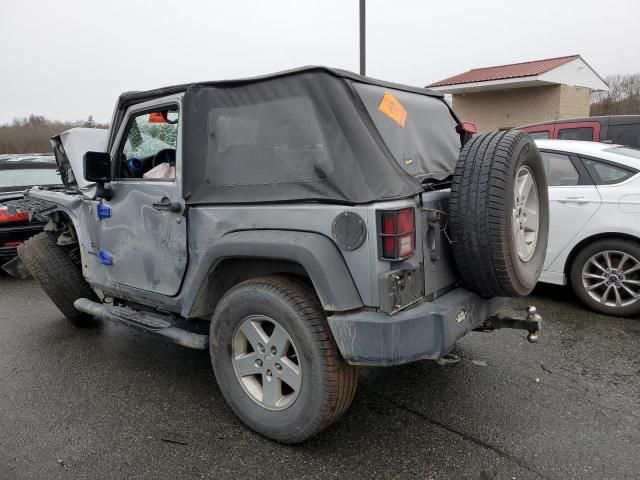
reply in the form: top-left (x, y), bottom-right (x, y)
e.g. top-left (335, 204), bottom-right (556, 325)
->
top-left (474, 306), bottom-right (542, 343)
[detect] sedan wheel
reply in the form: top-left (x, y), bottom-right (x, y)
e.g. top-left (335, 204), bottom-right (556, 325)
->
top-left (582, 251), bottom-right (640, 308)
top-left (570, 239), bottom-right (640, 317)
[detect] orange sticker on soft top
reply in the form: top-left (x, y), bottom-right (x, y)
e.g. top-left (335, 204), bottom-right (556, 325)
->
top-left (378, 91), bottom-right (407, 128)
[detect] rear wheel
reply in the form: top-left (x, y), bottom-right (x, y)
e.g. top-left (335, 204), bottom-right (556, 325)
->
top-left (18, 231), bottom-right (96, 324)
top-left (449, 130), bottom-right (549, 297)
top-left (209, 275), bottom-right (358, 443)
top-left (570, 239), bottom-right (640, 317)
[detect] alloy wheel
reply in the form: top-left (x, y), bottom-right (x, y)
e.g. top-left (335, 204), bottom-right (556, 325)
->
top-left (513, 165), bottom-right (540, 262)
top-left (581, 250), bottom-right (640, 308)
top-left (231, 315), bottom-right (302, 410)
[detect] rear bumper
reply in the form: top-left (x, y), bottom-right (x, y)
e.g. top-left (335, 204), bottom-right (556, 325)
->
top-left (327, 288), bottom-right (506, 366)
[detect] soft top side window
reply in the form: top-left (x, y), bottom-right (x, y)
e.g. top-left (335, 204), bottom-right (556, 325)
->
top-left (607, 123), bottom-right (640, 148)
top-left (118, 108), bottom-right (179, 180)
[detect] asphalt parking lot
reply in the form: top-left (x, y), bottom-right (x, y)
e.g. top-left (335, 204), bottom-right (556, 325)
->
top-left (1, 275), bottom-right (638, 480)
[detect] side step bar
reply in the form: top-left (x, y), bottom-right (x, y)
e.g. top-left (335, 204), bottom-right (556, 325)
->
top-left (74, 298), bottom-right (209, 350)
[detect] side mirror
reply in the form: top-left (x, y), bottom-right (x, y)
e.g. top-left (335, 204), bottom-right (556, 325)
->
top-left (83, 151), bottom-right (112, 183)
top-left (83, 151), bottom-right (113, 200)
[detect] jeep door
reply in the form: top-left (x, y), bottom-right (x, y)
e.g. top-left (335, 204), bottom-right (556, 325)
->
top-left (97, 96), bottom-right (187, 296)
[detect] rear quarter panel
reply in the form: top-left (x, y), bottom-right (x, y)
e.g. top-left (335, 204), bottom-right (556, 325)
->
top-left (184, 198), bottom-right (422, 309)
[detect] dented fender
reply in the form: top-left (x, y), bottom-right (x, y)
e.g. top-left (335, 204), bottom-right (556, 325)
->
top-left (181, 229), bottom-right (364, 316)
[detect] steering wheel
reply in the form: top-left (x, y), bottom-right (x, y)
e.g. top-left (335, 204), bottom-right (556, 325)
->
top-left (152, 149), bottom-right (176, 168)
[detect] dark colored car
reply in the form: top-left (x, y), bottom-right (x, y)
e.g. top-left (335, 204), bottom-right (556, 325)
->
top-left (517, 115), bottom-right (640, 148)
top-left (0, 155), bottom-right (61, 264)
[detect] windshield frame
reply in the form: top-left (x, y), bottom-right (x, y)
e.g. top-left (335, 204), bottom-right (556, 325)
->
top-left (114, 102), bottom-right (180, 182)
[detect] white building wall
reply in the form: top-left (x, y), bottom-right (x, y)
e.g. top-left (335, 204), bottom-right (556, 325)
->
top-left (539, 58), bottom-right (608, 91)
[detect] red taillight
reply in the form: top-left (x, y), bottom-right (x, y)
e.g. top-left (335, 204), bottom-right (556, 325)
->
top-left (378, 208), bottom-right (415, 260)
top-left (382, 215), bottom-right (396, 257)
top-left (458, 121), bottom-right (478, 134)
top-left (0, 206), bottom-right (29, 223)
top-left (2, 241), bottom-right (22, 247)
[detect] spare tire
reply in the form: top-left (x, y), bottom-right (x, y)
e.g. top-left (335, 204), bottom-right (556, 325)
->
top-left (449, 130), bottom-right (549, 297)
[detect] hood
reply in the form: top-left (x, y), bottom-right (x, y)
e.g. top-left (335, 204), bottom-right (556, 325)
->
top-left (51, 127), bottom-right (109, 189)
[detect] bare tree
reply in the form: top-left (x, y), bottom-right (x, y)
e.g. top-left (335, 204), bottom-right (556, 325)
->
top-left (0, 115), bottom-right (108, 154)
top-left (83, 115), bottom-right (96, 128)
top-left (591, 74), bottom-right (640, 116)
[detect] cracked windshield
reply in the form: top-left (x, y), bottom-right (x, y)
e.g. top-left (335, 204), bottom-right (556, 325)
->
top-left (123, 111), bottom-right (178, 159)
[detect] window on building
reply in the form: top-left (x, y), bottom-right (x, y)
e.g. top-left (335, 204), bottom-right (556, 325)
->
top-left (557, 127), bottom-right (594, 141)
top-left (541, 151), bottom-right (580, 186)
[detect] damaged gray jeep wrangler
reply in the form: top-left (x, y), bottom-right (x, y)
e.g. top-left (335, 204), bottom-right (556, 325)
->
top-left (16, 67), bottom-right (548, 443)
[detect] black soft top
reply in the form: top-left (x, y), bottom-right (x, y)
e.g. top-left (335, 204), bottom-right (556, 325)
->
top-left (116, 66), bottom-right (445, 107)
top-left (112, 67), bottom-right (462, 205)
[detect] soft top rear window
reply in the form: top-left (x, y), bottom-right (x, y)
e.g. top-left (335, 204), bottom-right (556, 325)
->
top-left (353, 83), bottom-right (460, 181)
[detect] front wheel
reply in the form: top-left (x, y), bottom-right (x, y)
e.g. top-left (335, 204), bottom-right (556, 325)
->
top-left (570, 239), bottom-right (640, 317)
top-left (18, 232), bottom-right (97, 324)
top-left (209, 276), bottom-right (358, 443)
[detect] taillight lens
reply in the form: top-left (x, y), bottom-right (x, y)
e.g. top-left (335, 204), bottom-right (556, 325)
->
top-left (458, 121), bottom-right (478, 134)
top-left (456, 121), bottom-right (478, 146)
top-left (378, 208), bottom-right (415, 260)
top-left (0, 206), bottom-right (29, 223)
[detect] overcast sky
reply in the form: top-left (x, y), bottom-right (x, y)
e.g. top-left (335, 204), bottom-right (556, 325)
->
top-left (1, 0), bottom-right (639, 124)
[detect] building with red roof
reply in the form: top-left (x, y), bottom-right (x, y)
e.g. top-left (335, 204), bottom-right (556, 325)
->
top-left (427, 55), bottom-right (608, 133)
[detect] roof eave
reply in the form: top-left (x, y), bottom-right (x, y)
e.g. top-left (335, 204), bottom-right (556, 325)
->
top-left (429, 57), bottom-right (609, 94)
top-left (428, 75), bottom-right (552, 94)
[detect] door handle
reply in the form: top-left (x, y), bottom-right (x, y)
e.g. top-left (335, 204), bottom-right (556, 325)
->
top-left (557, 197), bottom-right (589, 204)
top-left (152, 197), bottom-right (181, 212)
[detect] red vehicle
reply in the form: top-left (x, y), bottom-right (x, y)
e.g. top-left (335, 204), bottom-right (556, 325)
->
top-left (517, 115), bottom-right (640, 148)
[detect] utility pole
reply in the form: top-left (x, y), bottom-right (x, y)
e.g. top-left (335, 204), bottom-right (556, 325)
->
top-left (359, 0), bottom-right (366, 75)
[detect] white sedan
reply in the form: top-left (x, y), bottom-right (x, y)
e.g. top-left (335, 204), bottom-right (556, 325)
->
top-left (535, 139), bottom-right (640, 316)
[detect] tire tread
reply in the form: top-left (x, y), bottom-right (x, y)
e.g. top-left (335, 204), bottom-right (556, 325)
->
top-left (450, 130), bottom-right (548, 297)
top-left (18, 232), bottom-right (96, 323)
top-left (212, 275), bottom-right (358, 443)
